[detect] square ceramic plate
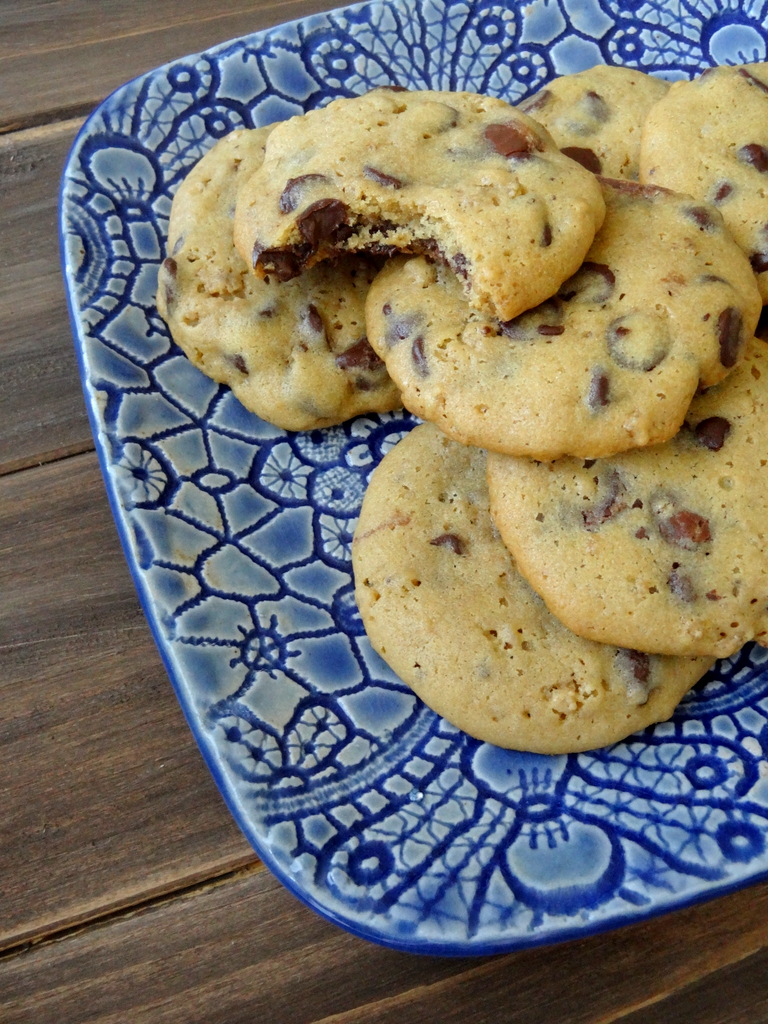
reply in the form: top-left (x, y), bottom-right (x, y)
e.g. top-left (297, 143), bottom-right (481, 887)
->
top-left (60, 0), bottom-right (768, 954)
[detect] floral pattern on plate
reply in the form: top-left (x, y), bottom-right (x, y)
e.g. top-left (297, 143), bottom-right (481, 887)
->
top-left (60, 0), bottom-right (768, 953)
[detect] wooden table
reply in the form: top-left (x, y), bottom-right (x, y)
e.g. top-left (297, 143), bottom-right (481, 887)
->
top-left (4, 3), bottom-right (768, 1021)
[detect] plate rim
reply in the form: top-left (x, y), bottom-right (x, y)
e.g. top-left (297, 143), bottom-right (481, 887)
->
top-left (57, 0), bottom-right (768, 956)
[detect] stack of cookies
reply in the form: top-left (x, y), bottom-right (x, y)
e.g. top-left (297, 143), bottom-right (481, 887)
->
top-left (158, 63), bottom-right (768, 754)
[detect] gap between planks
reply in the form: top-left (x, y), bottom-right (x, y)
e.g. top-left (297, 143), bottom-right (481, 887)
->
top-left (308, 936), bottom-right (768, 1024)
top-left (0, 438), bottom-right (96, 480)
top-left (0, 114), bottom-right (86, 148)
top-left (0, 0), bottom-right (342, 135)
top-left (0, 859), bottom-right (265, 965)
top-left (0, 1), bottom-right (282, 63)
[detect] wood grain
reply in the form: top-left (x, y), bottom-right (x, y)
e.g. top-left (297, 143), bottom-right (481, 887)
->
top-left (619, 945), bottom-right (768, 1024)
top-left (0, 452), bottom-right (255, 951)
top-left (0, 120), bottom-right (94, 474)
top-left (0, 0), bottom-right (343, 132)
top-left (6, 3), bottom-right (768, 1020)
top-left (3, 862), bottom-right (768, 1024)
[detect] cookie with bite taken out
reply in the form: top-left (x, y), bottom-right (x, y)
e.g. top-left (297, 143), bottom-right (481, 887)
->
top-left (157, 127), bottom-right (400, 432)
top-left (233, 87), bottom-right (606, 323)
top-left (363, 178), bottom-right (760, 460)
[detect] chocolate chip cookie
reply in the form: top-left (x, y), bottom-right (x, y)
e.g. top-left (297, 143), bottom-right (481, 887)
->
top-left (364, 178), bottom-right (760, 460)
top-left (640, 63), bottom-right (768, 302)
top-left (352, 423), bottom-right (712, 752)
top-left (157, 127), bottom-right (400, 432)
top-left (233, 87), bottom-right (606, 322)
top-left (487, 337), bottom-right (768, 658)
top-left (519, 64), bottom-right (669, 179)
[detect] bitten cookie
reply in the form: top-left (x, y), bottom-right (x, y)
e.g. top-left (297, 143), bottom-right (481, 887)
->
top-left (519, 64), bottom-right (669, 180)
top-left (352, 423), bottom-right (712, 753)
top-left (233, 88), bottom-right (606, 322)
top-left (156, 128), bottom-right (400, 432)
top-left (364, 179), bottom-right (760, 460)
top-left (640, 63), bottom-right (768, 302)
top-left (487, 336), bottom-right (768, 659)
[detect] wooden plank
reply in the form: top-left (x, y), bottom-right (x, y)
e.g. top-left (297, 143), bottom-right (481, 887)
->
top-left (0, 0), bottom-right (343, 474)
top-left (0, 120), bottom-right (94, 474)
top-left (0, 0), bottom-right (343, 132)
top-left (0, 0), bottom-right (337, 59)
top-left (0, 452), bottom-right (255, 951)
top-left (3, 859), bottom-right (768, 1024)
top-left (617, 946), bottom-right (768, 1024)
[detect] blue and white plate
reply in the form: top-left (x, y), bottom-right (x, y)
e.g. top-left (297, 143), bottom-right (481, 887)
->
top-left (59, 0), bottom-right (768, 954)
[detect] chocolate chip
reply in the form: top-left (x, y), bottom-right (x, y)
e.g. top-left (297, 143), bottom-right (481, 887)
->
top-left (717, 307), bottom-right (743, 368)
top-left (615, 649), bottom-right (652, 705)
top-left (386, 313), bottom-right (420, 346)
top-left (706, 589), bottom-right (723, 601)
top-left (499, 298), bottom-right (562, 341)
top-left (160, 258), bottom-right (177, 307)
top-left (537, 324), bottom-right (564, 336)
top-left (684, 205), bottom-right (718, 230)
top-left (363, 165), bottom-right (404, 189)
top-left (738, 67), bottom-right (768, 94)
top-left (452, 252), bottom-right (469, 280)
top-left (582, 471), bottom-right (626, 530)
top-left (279, 174), bottom-right (328, 214)
top-left (519, 89), bottom-right (551, 114)
top-left (561, 146), bottom-right (602, 174)
top-left (738, 144), bottom-right (768, 173)
top-left (559, 262), bottom-right (615, 304)
top-left (429, 533), bottom-right (465, 555)
top-left (587, 369), bottom-right (610, 409)
top-left (616, 648), bottom-right (650, 683)
top-left (584, 90), bottom-right (610, 122)
top-left (694, 416), bottom-right (731, 450)
top-left (382, 303), bottom-right (392, 316)
top-left (335, 337), bottom-right (384, 373)
top-left (668, 569), bottom-right (696, 603)
top-left (365, 242), bottom-right (401, 259)
top-left (713, 181), bottom-right (733, 204)
top-left (230, 354), bottom-right (248, 374)
top-left (484, 122), bottom-right (542, 158)
top-left (306, 303), bottom-right (324, 334)
top-left (252, 243), bottom-right (307, 281)
top-left (751, 250), bottom-right (768, 274)
top-left (296, 198), bottom-right (350, 249)
top-left (541, 222), bottom-right (552, 248)
top-left (607, 314), bottom-right (670, 371)
top-left (658, 509), bottom-right (711, 549)
top-left (599, 178), bottom-right (672, 200)
top-left (412, 336), bottom-right (428, 376)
